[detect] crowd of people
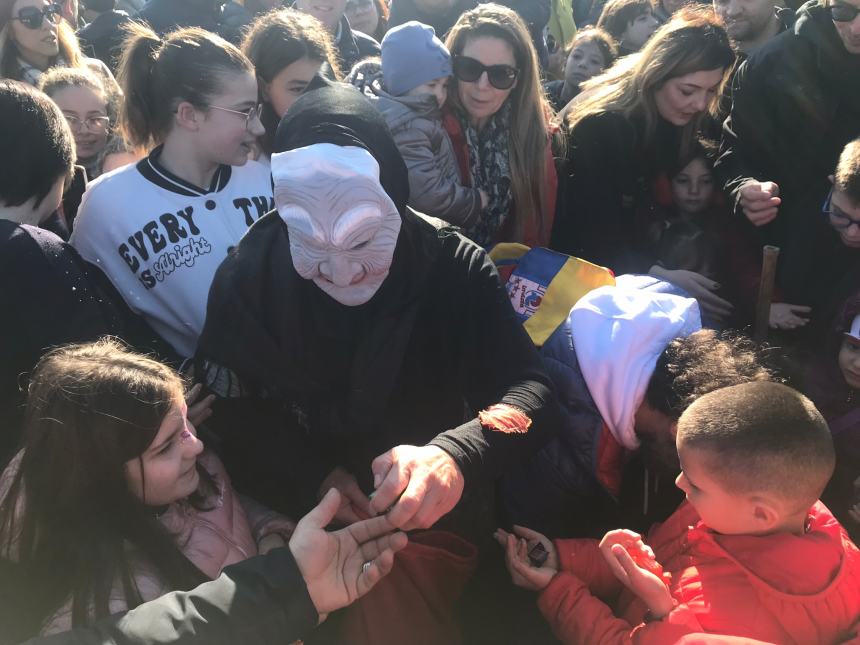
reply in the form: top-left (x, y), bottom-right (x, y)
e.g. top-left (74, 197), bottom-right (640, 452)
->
top-left (0, 0), bottom-right (859, 643)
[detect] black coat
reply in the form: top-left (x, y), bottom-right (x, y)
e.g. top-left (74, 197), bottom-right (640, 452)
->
top-left (76, 10), bottom-right (131, 73)
top-left (196, 84), bottom-right (558, 522)
top-left (717, 0), bottom-right (860, 306)
top-left (550, 111), bottom-right (682, 275)
top-left (0, 222), bottom-right (122, 466)
top-left (334, 15), bottom-right (380, 73)
top-left (18, 548), bottom-right (318, 645)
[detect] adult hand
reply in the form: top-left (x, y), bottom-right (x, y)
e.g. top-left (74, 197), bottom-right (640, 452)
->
top-left (185, 383), bottom-right (215, 427)
top-left (318, 467), bottom-right (373, 525)
top-left (769, 303), bottom-right (811, 330)
top-left (289, 488), bottom-right (408, 617)
top-left (649, 266), bottom-right (734, 322)
top-left (494, 525), bottom-right (559, 570)
top-left (739, 180), bottom-right (781, 226)
top-left (369, 445), bottom-right (464, 531)
top-left (496, 529), bottom-right (558, 592)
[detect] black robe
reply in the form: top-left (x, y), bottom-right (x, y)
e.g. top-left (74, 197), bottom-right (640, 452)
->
top-left (196, 85), bottom-right (558, 521)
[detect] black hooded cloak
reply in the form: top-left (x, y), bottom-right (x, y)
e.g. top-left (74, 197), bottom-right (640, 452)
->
top-left (197, 85), bottom-right (558, 520)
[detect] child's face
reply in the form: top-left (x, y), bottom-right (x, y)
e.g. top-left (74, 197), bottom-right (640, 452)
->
top-left (263, 56), bottom-right (323, 119)
top-left (827, 189), bottom-right (860, 248)
top-left (838, 335), bottom-right (860, 389)
top-left (125, 400), bottom-right (204, 506)
top-left (50, 84), bottom-right (110, 163)
top-left (621, 9), bottom-right (659, 51)
top-left (197, 70), bottom-right (264, 167)
top-left (406, 75), bottom-right (449, 109)
top-left (675, 443), bottom-right (758, 535)
top-left (564, 40), bottom-right (607, 88)
top-left (672, 157), bottom-right (715, 216)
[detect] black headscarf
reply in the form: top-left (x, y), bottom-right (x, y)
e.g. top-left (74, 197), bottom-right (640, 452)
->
top-left (197, 84), bottom-right (440, 438)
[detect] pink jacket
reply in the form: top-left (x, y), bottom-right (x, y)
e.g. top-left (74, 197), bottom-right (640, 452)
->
top-left (538, 501), bottom-right (860, 644)
top-left (0, 450), bottom-right (293, 634)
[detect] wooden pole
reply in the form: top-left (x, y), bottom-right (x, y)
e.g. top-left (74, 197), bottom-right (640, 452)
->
top-left (754, 245), bottom-right (780, 343)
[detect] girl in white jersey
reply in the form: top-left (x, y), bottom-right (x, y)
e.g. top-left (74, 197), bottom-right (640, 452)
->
top-left (71, 23), bottom-right (274, 358)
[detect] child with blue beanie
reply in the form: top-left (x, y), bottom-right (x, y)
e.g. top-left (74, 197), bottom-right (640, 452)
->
top-left (350, 21), bottom-right (486, 226)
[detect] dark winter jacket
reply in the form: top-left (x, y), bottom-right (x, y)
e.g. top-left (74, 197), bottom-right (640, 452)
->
top-left (135, 0), bottom-right (250, 43)
top-left (716, 0), bottom-right (860, 307)
top-left (334, 15), bottom-right (380, 72)
top-left (18, 548), bottom-right (318, 645)
top-left (75, 10), bottom-right (131, 73)
top-left (0, 221), bottom-right (122, 468)
top-left (550, 111), bottom-right (683, 275)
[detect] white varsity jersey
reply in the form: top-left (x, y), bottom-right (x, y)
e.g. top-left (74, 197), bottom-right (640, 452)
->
top-left (71, 149), bottom-right (274, 357)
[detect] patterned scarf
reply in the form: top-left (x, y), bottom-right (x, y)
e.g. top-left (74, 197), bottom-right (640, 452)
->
top-left (17, 56), bottom-right (66, 86)
top-left (459, 102), bottom-right (513, 247)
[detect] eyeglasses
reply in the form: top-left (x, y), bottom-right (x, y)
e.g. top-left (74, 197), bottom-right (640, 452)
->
top-left (12, 2), bottom-right (61, 29)
top-left (208, 103), bottom-right (264, 130)
top-left (829, 2), bottom-right (860, 21)
top-left (64, 114), bottom-right (110, 134)
top-left (346, 0), bottom-right (373, 12)
top-left (823, 189), bottom-right (860, 230)
top-left (452, 55), bottom-right (519, 90)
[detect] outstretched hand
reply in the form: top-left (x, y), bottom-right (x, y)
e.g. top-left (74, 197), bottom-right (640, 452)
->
top-left (289, 489), bottom-right (408, 618)
top-left (599, 530), bottom-right (673, 618)
top-left (495, 526), bottom-right (558, 592)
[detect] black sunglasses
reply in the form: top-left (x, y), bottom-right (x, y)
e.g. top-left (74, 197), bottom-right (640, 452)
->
top-left (830, 2), bottom-right (860, 21)
top-left (13, 2), bottom-right (61, 29)
top-left (452, 55), bottom-right (519, 90)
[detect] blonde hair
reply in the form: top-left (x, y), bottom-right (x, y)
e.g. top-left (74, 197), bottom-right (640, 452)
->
top-left (0, 15), bottom-right (82, 81)
top-left (567, 6), bottom-right (733, 154)
top-left (446, 3), bottom-right (555, 242)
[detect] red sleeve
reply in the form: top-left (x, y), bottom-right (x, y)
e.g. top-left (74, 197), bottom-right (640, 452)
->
top-left (537, 572), bottom-right (702, 645)
top-left (553, 538), bottom-right (622, 601)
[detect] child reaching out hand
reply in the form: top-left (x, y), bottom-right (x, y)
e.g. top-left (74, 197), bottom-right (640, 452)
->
top-left (497, 381), bottom-right (860, 644)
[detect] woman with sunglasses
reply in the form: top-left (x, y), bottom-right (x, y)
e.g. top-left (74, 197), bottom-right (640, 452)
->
top-left (719, 0), bottom-right (860, 316)
top-left (443, 4), bottom-right (559, 248)
top-left (70, 22), bottom-right (273, 361)
top-left (551, 6), bottom-right (736, 324)
top-left (0, 0), bottom-right (111, 85)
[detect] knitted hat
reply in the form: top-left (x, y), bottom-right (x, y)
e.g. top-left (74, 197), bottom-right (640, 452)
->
top-left (381, 21), bottom-right (452, 97)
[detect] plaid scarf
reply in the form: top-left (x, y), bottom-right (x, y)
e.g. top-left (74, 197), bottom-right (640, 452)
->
top-left (458, 102), bottom-right (513, 247)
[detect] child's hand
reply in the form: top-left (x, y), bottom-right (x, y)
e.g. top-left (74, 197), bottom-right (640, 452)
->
top-left (185, 383), bottom-right (215, 427)
top-left (494, 526), bottom-right (558, 592)
top-left (607, 545), bottom-right (674, 618)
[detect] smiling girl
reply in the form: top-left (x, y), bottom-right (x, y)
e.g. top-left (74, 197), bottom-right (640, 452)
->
top-left (551, 6), bottom-right (735, 323)
top-left (0, 340), bottom-right (294, 639)
top-left (70, 23), bottom-right (274, 359)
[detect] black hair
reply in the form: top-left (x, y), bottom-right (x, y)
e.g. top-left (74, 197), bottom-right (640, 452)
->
top-left (0, 80), bottom-right (73, 209)
top-left (677, 381), bottom-right (835, 508)
top-left (645, 329), bottom-right (771, 419)
top-left (117, 22), bottom-right (254, 149)
top-left (597, 0), bottom-right (653, 40)
top-left (81, 0), bottom-right (117, 11)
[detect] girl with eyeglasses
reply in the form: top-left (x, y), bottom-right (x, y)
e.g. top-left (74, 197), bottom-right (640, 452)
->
top-left (443, 4), bottom-right (560, 248)
top-left (70, 22), bottom-right (273, 360)
top-left (0, 0), bottom-right (111, 85)
top-left (552, 6), bottom-right (736, 324)
top-left (39, 66), bottom-right (131, 181)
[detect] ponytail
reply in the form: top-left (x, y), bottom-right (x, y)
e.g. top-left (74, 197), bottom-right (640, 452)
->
top-left (117, 22), bottom-right (254, 150)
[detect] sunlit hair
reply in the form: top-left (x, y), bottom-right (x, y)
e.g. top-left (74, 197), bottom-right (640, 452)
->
top-left (568, 26), bottom-right (619, 67)
top-left (567, 6), bottom-right (734, 153)
top-left (0, 340), bottom-right (212, 638)
top-left (0, 1), bottom-right (83, 81)
top-left (242, 8), bottom-right (341, 154)
top-left (834, 137), bottom-right (860, 204)
top-left (38, 65), bottom-right (122, 126)
top-left (596, 0), bottom-right (653, 41)
top-left (446, 3), bottom-right (555, 242)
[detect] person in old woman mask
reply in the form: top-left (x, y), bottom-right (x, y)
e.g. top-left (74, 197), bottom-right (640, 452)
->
top-left (196, 84), bottom-right (558, 540)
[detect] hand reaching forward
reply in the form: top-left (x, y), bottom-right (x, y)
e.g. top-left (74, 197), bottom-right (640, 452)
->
top-left (495, 525), bottom-right (559, 592)
top-left (289, 489), bottom-right (408, 617)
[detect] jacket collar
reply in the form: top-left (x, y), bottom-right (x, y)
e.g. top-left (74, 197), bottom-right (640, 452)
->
top-left (136, 145), bottom-right (233, 197)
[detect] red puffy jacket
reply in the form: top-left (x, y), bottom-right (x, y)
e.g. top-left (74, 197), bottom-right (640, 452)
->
top-left (538, 501), bottom-right (860, 644)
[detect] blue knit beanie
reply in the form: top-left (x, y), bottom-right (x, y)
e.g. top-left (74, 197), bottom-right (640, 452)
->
top-left (381, 21), bottom-right (452, 97)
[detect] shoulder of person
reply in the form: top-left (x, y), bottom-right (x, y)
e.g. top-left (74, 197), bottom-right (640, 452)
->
top-left (0, 221), bottom-right (70, 271)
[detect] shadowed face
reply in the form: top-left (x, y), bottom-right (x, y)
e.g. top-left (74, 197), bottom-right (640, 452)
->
top-left (272, 144), bottom-right (401, 306)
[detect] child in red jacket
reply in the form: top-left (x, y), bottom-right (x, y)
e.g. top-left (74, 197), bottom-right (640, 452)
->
top-left (497, 381), bottom-right (860, 644)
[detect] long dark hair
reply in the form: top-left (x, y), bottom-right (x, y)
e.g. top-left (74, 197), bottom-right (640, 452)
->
top-left (0, 340), bottom-right (211, 638)
top-left (0, 0), bottom-right (83, 81)
top-left (241, 8), bottom-right (341, 155)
